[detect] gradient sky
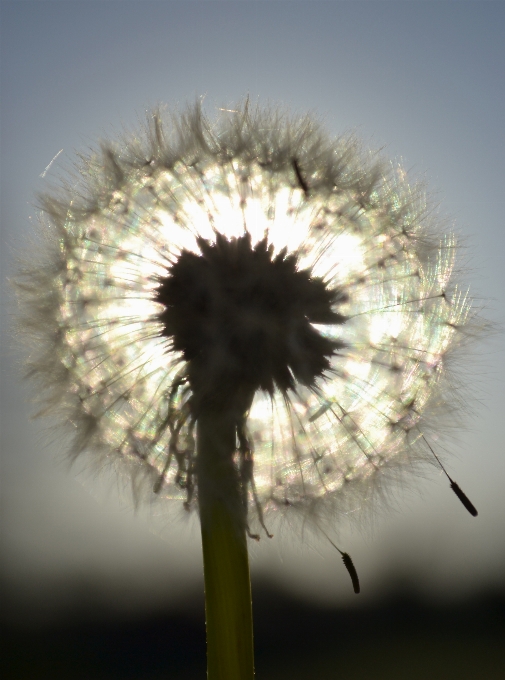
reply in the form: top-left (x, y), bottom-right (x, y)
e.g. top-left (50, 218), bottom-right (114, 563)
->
top-left (1, 0), bottom-right (504, 622)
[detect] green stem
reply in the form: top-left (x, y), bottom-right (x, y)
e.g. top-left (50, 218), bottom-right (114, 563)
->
top-left (197, 410), bottom-right (255, 680)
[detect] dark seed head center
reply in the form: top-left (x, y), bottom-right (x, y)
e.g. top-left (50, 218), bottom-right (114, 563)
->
top-left (155, 233), bottom-right (346, 412)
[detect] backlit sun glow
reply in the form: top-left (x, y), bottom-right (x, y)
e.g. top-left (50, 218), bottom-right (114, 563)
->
top-left (19, 105), bottom-right (471, 531)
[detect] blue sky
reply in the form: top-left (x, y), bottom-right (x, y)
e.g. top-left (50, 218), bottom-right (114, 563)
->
top-left (1, 0), bottom-right (504, 619)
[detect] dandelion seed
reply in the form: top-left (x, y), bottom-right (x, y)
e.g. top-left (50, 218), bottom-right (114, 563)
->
top-left (420, 431), bottom-right (478, 517)
top-left (16, 100), bottom-right (479, 676)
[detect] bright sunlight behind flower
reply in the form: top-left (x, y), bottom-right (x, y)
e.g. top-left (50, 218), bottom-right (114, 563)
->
top-left (17, 101), bottom-right (475, 543)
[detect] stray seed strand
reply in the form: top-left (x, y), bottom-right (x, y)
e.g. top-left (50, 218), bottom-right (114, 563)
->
top-left (420, 431), bottom-right (478, 517)
top-left (321, 529), bottom-right (360, 594)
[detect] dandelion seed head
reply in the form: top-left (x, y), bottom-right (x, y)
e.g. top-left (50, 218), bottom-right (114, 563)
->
top-left (17, 101), bottom-right (473, 533)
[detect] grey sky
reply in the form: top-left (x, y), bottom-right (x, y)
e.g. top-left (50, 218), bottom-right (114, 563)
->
top-left (1, 0), bottom-right (504, 620)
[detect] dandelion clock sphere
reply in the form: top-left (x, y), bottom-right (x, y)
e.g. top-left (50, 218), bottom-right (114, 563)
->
top-left (16, 101), bottom-right (478, 680)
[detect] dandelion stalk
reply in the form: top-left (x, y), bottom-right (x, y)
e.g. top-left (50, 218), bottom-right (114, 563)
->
top-left (197, 411), bottom-right (254, 680)
top-left (15, 99), bottom-right (480, 680)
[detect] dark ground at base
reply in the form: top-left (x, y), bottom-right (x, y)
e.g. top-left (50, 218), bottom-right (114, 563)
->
top-left (3, 582), bottom-right (505, 680)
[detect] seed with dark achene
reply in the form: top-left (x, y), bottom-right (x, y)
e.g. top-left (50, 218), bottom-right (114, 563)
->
top-left (155, 233), bottom-right (347, 411)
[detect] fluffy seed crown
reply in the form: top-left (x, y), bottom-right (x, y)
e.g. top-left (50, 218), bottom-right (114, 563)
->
top-left (14, 101), bottom-right (474, 531)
